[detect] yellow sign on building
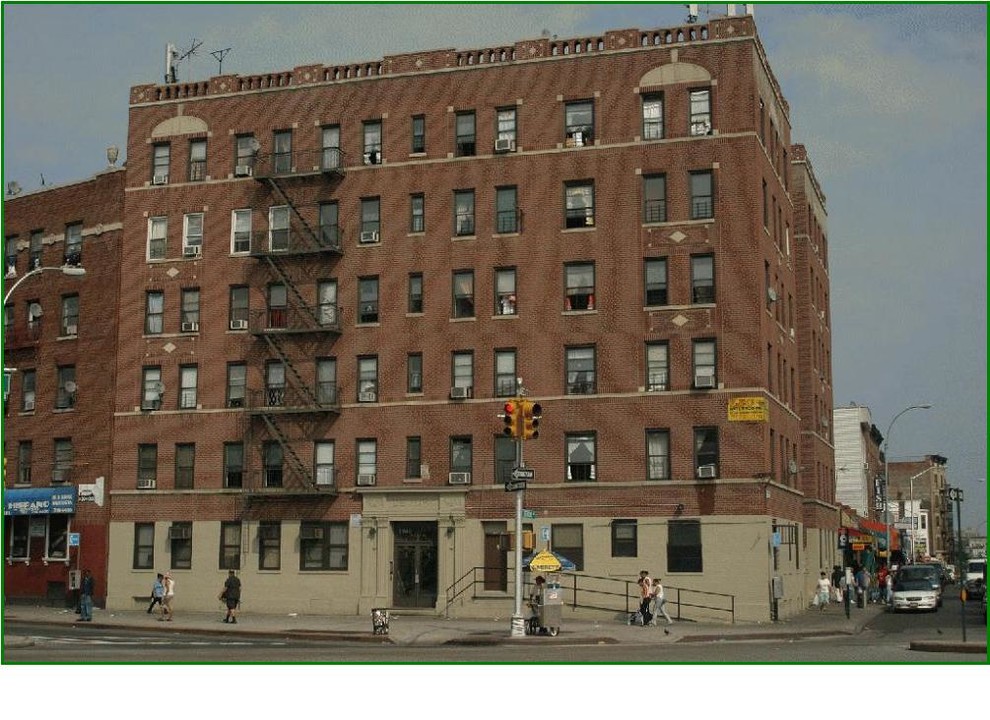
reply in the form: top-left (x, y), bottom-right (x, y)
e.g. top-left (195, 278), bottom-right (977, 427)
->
top-left (728, 397), bottom-right (769, 422)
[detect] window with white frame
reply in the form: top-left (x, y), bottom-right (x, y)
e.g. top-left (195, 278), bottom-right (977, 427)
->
top-left (646, 342), bottom-right (669, 391)
top-left (565, 100), bottom-right (594, 145)
top-left (642, 93), bottom-right (664, 140)
top-left (565, 262), bottom-right (595, 311)
top-left (148, 217), bottom-right (167, 260)
top-left (356, 439), bottom-right (377, 480)
top-left (564, 181), bottom-right (595, 228)
top-left (692, 339), bottom-right (716, 388)
top-left (496, 107), bottom-right (517, 148)
top-left (565, 346), bottom-right (596, 394)
top-left (226, 363), bottom-right (246, 408)
top-left (152, 143), bottom-right (170, 182)
top-left (269, 206), bottom-right (290, 251)
top-left (566, 433), bottom-right (596, 481)
top-left (179, 365), bottom-right (198, 409)
top-left (357, 356), bottom-right (378, 402)
top-left (181, 288), bottom-right (200, 329)
top-left (142, 366), bottom-right (163, 410)
top-left (452, 351), bottom-right (473, 393)
top-left (322, 125), bottom-right (341, 170)
top-left (689, 89), bottom-right (712, 136)
top-left (183, 213), bottom-right (204, 254)
top-left (494, 267), bottom-right (517, 315)
top-left (647, 430), bottom-right (670, 480)
top-left (189, 139), bottom-right (207, 181)
top-left (315, 441), bottom-right (335, 487)
top-left (231, 209), bottom-right (252, 254)
top-left (494, 349), bottom-right (516, 397)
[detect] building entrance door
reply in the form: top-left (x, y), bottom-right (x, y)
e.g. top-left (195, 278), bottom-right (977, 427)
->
top-left (483, 533), bottom-right (508, 590)
top-left (392, 522), bottom-right (438, 608)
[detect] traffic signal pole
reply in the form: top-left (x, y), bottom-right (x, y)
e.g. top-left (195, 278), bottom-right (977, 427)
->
top-left (511, 407), bottom-right (525, 637)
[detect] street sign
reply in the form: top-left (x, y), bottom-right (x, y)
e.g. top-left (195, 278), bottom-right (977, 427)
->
top-left (511, 467), bottom-right (535, 481)
top-left (540, 526), bottom-right (551, 541)
top-left (504, 480), bottom-right (527, 492)
top-left (837, 528), bottom-right (849, 549)
top-left (522, 509), bottom-right (537, 520)
top-left (68, 533), bottom-right (80, 547)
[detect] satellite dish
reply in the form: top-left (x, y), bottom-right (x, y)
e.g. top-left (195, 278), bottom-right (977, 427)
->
top-left (152, 382), bottom-right (165, 394)
top-left (248, 138), bottom-right (261, 154)
top-left (28, 303), bottom-right (43, 318)
top-left (64, 381), bottom-right (78, 394)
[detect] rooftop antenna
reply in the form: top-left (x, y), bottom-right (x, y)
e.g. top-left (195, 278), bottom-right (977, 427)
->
top-left (686, 4), bottom-right (699, 23)
top-left (210, 47), bottom-right (232, 75)
top-left (164, 39), bottom-right (203, 84)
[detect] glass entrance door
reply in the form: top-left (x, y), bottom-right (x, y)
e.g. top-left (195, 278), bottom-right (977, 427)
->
top-left (392, 522), bottom-right (438, 608)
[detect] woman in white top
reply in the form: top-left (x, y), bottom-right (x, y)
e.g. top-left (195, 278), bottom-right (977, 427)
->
top-left (815, 571), bottom-right (832, 611)
top-left (651, 578), bottom-right (674, 625)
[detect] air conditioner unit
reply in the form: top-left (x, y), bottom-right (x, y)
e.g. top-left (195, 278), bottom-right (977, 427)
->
top-left (51, 469), bottom-right (69, 483)
top-left (183, 245), bottom-right (202, 257)
top-left (168, 526), bottom-right (192, 540)
top-left (152, 174), bottom-right (169, 185)
top-left (300, 526), bottom-right (324, 540)
top-left (449, 386), bottom-right (472, 400)
top-left (694, 370), bottom-right (716, 389)
top-left (494, 138), bottom-right (516, 153)
top-left (767, 287), bottom-right (778, 303)
top-left (697, 464), bottom-right (717, 479)
top-left (64, 324), bottom-right (78, 336)
top-left (356, 473), bottom-right (377, 487)
top-left (789, 328), bottom-right (795, 339)
top-left (359, 230), bottom-right (380, 244)
top-left (228, 396), bottom-right (244, 408)
top-left (229, 319), bottom-right (248, 331)
top-left (137, 477), bottom-right (157, 489)
top-left (363, 151), bottom-right (380, 165)
top-left (180, 322), bottom-right (199, 332)
top-left (358, 391), bottom-right (377, 403)
top-left (315, 468), bottom-right (335, 486)
top-left (448, 472), bottom-right (472, 485)
top-left (140, 398), bottom-right (162, 411)
top-left (647, 371), bottom-right (668, 392)
top-left (572, 131), bottom-right (584, 147)
top-left (234, 165), bottom-right (254, 178)
top-left (23, 398), bottom-right (35, 411)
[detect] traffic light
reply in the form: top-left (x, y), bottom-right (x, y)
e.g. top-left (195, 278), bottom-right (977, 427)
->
top-left (501, 400), bottom-right (521, 438)
top-left (522, 400), bottom-right (542, 440)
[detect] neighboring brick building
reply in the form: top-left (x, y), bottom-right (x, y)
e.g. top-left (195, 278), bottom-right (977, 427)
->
top-left (2, 167), bottom-right (124, 606)
top-left (888, 455), bottom-right (949, 562)
top-left (6, 13), bottom-right (840, 622)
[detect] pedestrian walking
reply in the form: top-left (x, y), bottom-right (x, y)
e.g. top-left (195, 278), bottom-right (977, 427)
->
top-left (78, 569), bottom-right (94, 621)
top-left (637, 570), bottom-right (654, 627)
top-left (147, 573), bottom-right (165, 615)
top-left (815, 571), bottom-right (831, 611)
top-left (161, 571), bottom-right (175, 621)
top-left (220, 569), bottom-right (242, 624)
top-left (651, 578), bottom-right (674, 626)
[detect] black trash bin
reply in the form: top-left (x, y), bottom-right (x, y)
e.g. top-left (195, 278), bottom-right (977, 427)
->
top-left (371, 608), bottom-right (390, 635)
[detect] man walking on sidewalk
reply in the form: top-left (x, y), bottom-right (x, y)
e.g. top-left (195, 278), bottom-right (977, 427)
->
top-left (220, 569), bottom-right (242, 624)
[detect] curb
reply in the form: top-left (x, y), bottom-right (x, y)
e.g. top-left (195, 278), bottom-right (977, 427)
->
top-left (908, 641), bottom-right (987, 654)
top-left (443, 634), bottom-right (619, 646)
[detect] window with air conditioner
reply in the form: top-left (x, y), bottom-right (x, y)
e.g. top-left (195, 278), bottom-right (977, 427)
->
top-left (360, 197), bottom-right (381, 244)
top-left (495, 107), bottom-right (517, 152)
top-left (693, 340), bottom-right (716, 389)
top-left (356, 440), bottom-right (377, 489)
top-left (357, 356), bottom-right (378, 402)
top-left (234, 134), bottom-right (257, 176)
top-left (229, 286), bottom-right (249, 331)
top-left (181, 286), bottom-right (200, 332)
top-left (358, 276), bottom-right (379, 324)
top-left (448, 472), bottom-right (471, 485)
top-left (689, 89), bottom-right (712, 137)
top-left (564, 100), bottom-right (593, 147)
top-left (137, 443), bottom-right (157, 490)
top-left (694, 427), bottom-right (719, 480)
top-left (300, 522), bottom-right (348, 571)
top-left (356, 473), bottom-right (377, 486)
top-left (451, 351), bottom-right (473, 399)
top-left (450, 436), bottom-right (472, 483)
top-left (152, 143), bottom-right (170, 184)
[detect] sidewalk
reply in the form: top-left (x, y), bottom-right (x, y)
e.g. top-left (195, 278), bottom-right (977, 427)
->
top-left (5, 599), bottom-right (944, 650)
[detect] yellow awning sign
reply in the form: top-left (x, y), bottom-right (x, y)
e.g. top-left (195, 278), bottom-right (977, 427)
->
top-left (528, 550), bottom-right (562, 573)
top-left (728, 397), bottom-right (769, 422)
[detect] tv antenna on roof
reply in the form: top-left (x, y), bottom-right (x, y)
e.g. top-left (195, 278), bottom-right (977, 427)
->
top-left (164, 39), bottom-right (203, 84)
top-left (210, 47), bottom-right (232, 75)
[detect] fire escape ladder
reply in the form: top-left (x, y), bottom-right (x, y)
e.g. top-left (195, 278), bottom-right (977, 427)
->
top-left (263, 254), bottom-right (321, 327)
top-left (261, 332), bottom-right (319, 407)
top-left (259, 414), bottom-right (313, 487)
top-left (264, 177), bottom-right (322, 251)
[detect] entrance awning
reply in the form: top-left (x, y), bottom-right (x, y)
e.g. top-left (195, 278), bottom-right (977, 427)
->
top-left (3, 486), bottom-right (77, 515)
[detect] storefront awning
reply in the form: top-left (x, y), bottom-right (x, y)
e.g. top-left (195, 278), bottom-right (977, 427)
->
top-left (3, 486), bottom-right (77, 515)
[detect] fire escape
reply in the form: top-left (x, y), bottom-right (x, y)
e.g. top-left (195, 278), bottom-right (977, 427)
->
top-left (245, 146), bottom-right (345, 499)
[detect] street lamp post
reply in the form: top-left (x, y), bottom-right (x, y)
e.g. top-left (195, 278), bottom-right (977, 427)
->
top-left (947, 486), bottom-right (966, 642)
top-left (4, 265), bottom-right (87, 306)
top-left (883, 404), bottom-right (931, 567)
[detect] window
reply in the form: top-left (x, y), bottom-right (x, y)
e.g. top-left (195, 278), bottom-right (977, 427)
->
top-left (411, 115), bottom-right (426, 154)
top-left (183, 213), bottom-right (204, 254)
top-left (229, 286), bottom-right (249, 329)
top-left (60, 294), bottom-right (79, 336)
top-left (564, 181), bottom-right (595, 228)
top-left (224, 443), bottom-right (244, 488)
top-left (643, 174), bottom-right (667, 223)
top-left (258, 521), bottom-right (281, 570)
top-left (408, 273), bottom-right (423, 314)
top-left (179, 365), bottom-right (198, 409)
top-left (262, 441), bottom-right (283, 488)
top-left (4, 236), bottom-right (17, 276)
top-left (647, 430), bottom-right (671, 480)
top-left (644, 258), bottom-right (668, 306)
top-left (235, 134), bottom-right (257, 174)
top-left (223, 364), bottom-right (246, 411)
top-left (360, 197), bottom-right (381, 240)
top-left (410, 194), bottom-right (425, 233)
top-left (405, 437), bottom-right (422, 479)
top-left (264, 361), bottom-right (285, 407)
top-left (407, 353), bottom-right (423, 394)
top-left (565, 100), bottom-right (594, 146)
top-left (357, 356), bottom-right (378, 402)
top-left (495, 437), bottom-right (515, 485)
top-left (189, 139), bottom-right (207, 181)
top-left (148, 217), bottom-right (167, 260)
top-left (269, 206), bottom-right (290, 251)
top-left (450, 436), bottom-right (472, 473)
top-left (300, 521), bottom-right (348, 571)
top-left (565, 262), bottom-right (595, 311)
top-left (566, 433), bottom-right (596, 481)
top-left (565, 346), bottom-right (595, 394)
top-left (181, 288), bottom-right (200, 330)
top-left (144, 291), bottom-right (164, 334)
top-left (314, 441), bottom-right (335, 487)
top-left (319, 202), bottom-right (339, 249)
top-left (356, 439), bottom-right (377, 481)
top-left (133, 523), bottom-right (154, 569)
top-left (29, 230), bottom-right (43, 269)
top-left (56, 365), bottom-right (76, 409)
top-left (16, 441), bottom-right (32, 485)
top-left (691, 254), bottom-right (715, 304)
top-left (219, 522), bottom-right (241, 570)
top-left (552, 524), bottom-right (584, 570)
top-left (496, 107), bottom-right (517, 149)
top-left (7, 516), bottom-right (29, 560)
top-left (690, 171), bottom-right (714, 219)
top-left (642, 93), bottom-right (664, 140)
top-left (142, 366), bottom-right (163, 410)
top-left (693, 339), bottom-right (716, 388)
top-left (452, 270), bottom-right (475, 318)
top-left (455, 111), bottom-right (476, 157)
top-left (321, 125), bottom-right (341, 170)
top-left (494, 268), bottom-right (516, 315)
top-left (363, 121), bottom-right (382, 164)
top-left (64, 223), bottom-right (82, 266)
top-left (358, 277), bottom-right (379, 324)
top-left (175, 443), bottom-right (195, 489)
top-left (266, 284), bottom-right (287, 329)
top-left (231, 209), bottom-right (252, 254)
top-left (452, 351), bottom-right (473, 393)
top-left (53, 439), bottom-right (73, 483)
top-left (689, 89), bottom-right (712, 136)
top-left (170, 521), bottom-right (192, 570)
top-left (152, 143), bottom-right (170, 182)
top-left (21, 370), bottom-right (36, 412)
top-left (612, 520), bottom-right (638, 557)
top-left (273, 130), bottom-right (292, 174)
top-left (137, 444), bottom-right (157, 488)
top-left (454, 190), bottom-right (475, 236)
top-left (494, 349), bottom-right (516, 397)
top-left (694, 427), bottom-right (719, 478)
top-left (668, 520), bottom-right (703, 573)
top-left (495, 186), bottom-right (518, 233)
top-left (316, 358), bottom-right (337, 406)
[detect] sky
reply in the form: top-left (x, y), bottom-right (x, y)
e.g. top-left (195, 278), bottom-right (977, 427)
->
top-left (1, 1), bottom-right (986, 534)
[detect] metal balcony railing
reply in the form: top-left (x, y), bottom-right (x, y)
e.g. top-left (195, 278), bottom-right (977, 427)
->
top-left (246, 383), bottom-right (339, 415)
top-left (248, 305), bottom-right (341, 335)
top-left (252, 148), bottom-right (345, 180)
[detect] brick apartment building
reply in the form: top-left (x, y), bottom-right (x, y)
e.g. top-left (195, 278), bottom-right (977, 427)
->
top-left (3, 168), bottom-right (124, 606)
top-left (888, 455), bottom-right (949, 562)
top-left (5, 12), bottom-right (839, 622)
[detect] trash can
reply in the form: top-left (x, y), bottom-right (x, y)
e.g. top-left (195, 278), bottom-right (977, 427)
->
top-left (371, 607), bottom-right (390, 635)
top-left (537, 579), bottom-right (563, 636)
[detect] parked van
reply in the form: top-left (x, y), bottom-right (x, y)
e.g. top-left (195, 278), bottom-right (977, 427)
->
top-left (895, 564), bottom-right (943, 607)
top-left (964, 558), bottom-right (986, 601)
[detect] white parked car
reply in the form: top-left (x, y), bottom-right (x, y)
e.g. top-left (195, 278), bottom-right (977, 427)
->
top-left (890, 578), bottom-right (940, 612)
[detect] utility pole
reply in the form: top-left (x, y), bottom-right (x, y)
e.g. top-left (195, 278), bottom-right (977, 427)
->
top-left (947, 487), bottom-right (965, 642)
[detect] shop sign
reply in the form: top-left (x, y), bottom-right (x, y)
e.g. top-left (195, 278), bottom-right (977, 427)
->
top-left (728, 397), bottom-right (768, 422)
top-left (3, 486), bottom-right (78, 516)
